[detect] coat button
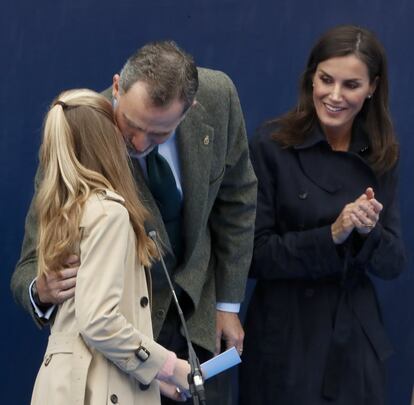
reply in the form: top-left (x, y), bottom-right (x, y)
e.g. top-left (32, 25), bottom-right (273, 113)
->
top-left (305, 288), bottom-right (314, 298)
top-left (298, 192), bottom-right (308, 200)
top-left (139, 382), bottom-right (150, 391)
top-left (156, 309), bottom-right (165, 319)
top-left (203, 135), bottom-right (210, 145)
top-left (110, 394), bottom-right (118, 403)
top-left (140, 296), bottom-right (149, 308)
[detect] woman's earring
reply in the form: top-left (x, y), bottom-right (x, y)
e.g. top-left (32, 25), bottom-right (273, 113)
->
top-left (367, 94), bottom-right (372, 99)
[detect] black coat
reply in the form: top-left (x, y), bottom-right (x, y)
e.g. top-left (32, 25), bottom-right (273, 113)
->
top-left (239, 123), bottom-right (406, 405)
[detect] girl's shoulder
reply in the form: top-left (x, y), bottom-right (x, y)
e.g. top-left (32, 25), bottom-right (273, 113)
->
top-left (81, 190), bottom-right (127, 228)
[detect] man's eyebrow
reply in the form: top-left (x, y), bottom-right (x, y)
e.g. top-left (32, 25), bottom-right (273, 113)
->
top-left (123, 114), bottom-right (142, 130)
top-left (123, 113), bottom-right (171, 137)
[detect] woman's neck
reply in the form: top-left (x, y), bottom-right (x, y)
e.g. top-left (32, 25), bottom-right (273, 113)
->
top-left (323, 125), bottom-right (352, 152)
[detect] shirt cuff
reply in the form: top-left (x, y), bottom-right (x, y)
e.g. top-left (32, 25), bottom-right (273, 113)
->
top-left (216, 302), bottom-right (240, 313)
top-left (29, 278), bottom-right (56, 320)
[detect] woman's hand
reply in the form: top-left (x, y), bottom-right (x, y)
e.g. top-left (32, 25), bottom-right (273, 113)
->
top-left (159, 381), bottom-right (188, 402)
top-left (331, 188), bottom-right (382, 244)
top-left (170, 358), bottom-right (191, 395)
top-left (351, 187), bottom-right (383, 235)
top-left (157, 357), bottom-right (191, 400)
top-left (331, 200), bottom-right (359, 244)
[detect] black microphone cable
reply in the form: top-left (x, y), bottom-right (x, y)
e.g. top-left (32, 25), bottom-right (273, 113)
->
top-left (148, 231), bottom-right (206, 405)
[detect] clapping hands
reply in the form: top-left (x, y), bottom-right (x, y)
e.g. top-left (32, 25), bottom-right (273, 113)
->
top-left (331, 187), bottom-right (383, 245)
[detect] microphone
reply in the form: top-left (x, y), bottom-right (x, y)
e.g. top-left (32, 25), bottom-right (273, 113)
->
top-left (148, 230), bottom-right (206, 405)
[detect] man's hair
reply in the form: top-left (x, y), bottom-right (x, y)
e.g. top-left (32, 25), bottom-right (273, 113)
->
top-left (119, 40), bottom-right (199, 111)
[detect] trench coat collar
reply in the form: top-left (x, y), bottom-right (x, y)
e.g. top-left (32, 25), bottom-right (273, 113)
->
top-left (294, 120), bottom-right (370, 156)
top-left (294, 122), bottom-right (373, 194)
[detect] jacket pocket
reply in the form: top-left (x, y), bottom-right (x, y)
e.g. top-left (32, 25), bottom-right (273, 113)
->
top-left (31, 333), bottom-right (92, 405)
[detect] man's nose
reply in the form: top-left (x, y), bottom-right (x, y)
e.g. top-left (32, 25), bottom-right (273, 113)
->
top-left (130, 131), bottom-right (152, 152)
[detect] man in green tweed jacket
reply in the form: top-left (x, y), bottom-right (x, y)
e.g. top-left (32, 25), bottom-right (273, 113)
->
top-left (11, 40), bottom-right (257, 404)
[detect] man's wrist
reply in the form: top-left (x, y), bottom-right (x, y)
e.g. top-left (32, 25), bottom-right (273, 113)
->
top-left (30, 280), bottom-right (48, 310)
top-left (29, 278), bottom-right (55, 321)
top-left (216, 302), bottom-right (240, 313)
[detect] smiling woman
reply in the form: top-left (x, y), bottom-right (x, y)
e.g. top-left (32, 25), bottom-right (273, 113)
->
top-left (240, 25), bottom-right (406, 405)
top-left (312, 54), bottom-right (377, 151)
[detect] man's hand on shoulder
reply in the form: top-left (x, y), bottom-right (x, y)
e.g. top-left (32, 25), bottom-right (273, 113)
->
top-left (36, 255), bottom-right (79, 305)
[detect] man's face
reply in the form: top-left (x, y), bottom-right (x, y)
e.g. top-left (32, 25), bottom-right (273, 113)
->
top-left (112, 75), bottom-right (187, 157)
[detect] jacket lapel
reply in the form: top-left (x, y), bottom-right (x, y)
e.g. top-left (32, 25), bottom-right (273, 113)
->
top-left (295, 126), bottom-right (376, 194)
top-left (295, 128), bottom-right (343, 193)
top-left (176, 101), bottom-right (214, 264)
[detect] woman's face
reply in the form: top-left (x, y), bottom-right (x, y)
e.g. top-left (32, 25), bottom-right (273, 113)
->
top-left (312, 54), bottom-right (377, 137)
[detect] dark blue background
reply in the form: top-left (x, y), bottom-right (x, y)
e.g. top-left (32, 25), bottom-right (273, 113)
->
top-left (1, 1), bottom-right (413, 403)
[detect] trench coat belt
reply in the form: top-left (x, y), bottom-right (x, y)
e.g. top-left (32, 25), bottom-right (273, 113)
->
top-left (46, 333), bottom-right (93, 405)
top-left (322, 273), bottom-right (394, 400)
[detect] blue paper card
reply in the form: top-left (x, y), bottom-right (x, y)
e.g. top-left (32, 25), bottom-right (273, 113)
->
top-left (201, 346), bottom-right (241, 380)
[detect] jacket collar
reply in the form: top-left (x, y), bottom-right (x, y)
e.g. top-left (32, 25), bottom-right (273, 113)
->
top-left (295, 121), bottom-right (374, 194)
top-left (293, 125), bottom-right (326, 150)
top-left (294, 120), bottom-right (370, 156)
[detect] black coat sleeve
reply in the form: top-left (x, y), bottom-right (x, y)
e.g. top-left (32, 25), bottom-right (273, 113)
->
top-left (351, 163), bottom-right (406, 280)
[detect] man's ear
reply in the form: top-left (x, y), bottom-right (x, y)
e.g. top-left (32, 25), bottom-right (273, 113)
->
top-left (112, 74), bottom-right (120, 98)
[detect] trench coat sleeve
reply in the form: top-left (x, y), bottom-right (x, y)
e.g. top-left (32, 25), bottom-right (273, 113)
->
top-left (351, 163), bottom-right (406, 280)
top-left (249, 133), bottom-right (346, 280)
top-left (76, 199), bottom-right (169, 385)
top-left (208, 76), bottom-right (257, 302)
top-left (10, 167), bottom-right (48, 327)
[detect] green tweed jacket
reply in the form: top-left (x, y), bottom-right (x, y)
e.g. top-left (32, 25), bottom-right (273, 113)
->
top-left (11, 67), bottom-right (257, 354)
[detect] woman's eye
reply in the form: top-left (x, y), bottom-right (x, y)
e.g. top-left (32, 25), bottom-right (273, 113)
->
top-left (345, 82), bottom-right (359, 89)
top-left (320, 76), bottom-right (332, 84)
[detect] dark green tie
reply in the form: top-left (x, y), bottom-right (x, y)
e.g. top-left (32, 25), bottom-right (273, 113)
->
top-left (146, 146), bottom-right (183, 260)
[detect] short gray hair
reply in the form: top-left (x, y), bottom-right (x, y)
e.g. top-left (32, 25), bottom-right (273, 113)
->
top-left (119, 40), bottom-right (199, 111)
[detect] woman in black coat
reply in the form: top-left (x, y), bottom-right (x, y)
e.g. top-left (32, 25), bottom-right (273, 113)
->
top-left (239, 25), bottom-right (406, 405)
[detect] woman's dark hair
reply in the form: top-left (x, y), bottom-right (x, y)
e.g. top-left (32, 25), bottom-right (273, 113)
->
top-left (271, 25), bottom-right (398, 174)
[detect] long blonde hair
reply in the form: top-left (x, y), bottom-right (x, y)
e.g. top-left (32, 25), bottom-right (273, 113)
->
top-left (36, 89), bottom-right (156, 276)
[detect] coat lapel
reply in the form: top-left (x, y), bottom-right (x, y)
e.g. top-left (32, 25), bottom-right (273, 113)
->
top-left (295, 128), bottom-right (343, 193)
top-left (176, 101), bottom-right (214, 264)
top-left (295, 126), bottom-right (376, 194)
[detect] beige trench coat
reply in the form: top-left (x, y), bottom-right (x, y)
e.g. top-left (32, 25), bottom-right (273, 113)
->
top-left (31, 190), bottom-right (169, 405)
